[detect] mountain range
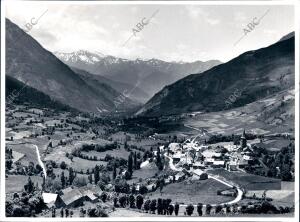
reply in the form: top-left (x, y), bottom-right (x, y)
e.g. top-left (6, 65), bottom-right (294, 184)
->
top-left (137, 32), bottom-right (295, 116)
top-left (5, 18), bottom-right (294, 118)
top-left (6, 19), bottom-right (137, 113)
top-left (54, 50), bottom-right (221, 101)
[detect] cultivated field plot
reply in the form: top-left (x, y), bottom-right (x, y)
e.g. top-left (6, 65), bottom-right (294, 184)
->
top-left (70, 157), bottom-right (107, 171)
top-left (6, 143), bottom-right (39, 165)
top-left (147, 178), bottom-right (234, 205)
top-left (183, 90), bottom-right (294, 136)
top-left (128, 162), bottom-right (159, 185)
top-left (207, 169), bottom-right (281, 190)
top-left (6, 175), bottom-right (43, 193)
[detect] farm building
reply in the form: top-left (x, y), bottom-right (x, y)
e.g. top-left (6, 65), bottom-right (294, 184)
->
top-left (169, 143), bottom-right (181, 152)
top-left (175, 171), bottom-right (186, 181)
top-left (172, 153), bottom-right (182, 164)
top-left (212, 160), bottom-right (225, 168)
top-left (192, 169), bottom-right (208, 180)
top-left (237, 159), bottom-right (249, 168)
top-left (226, 161), bottom-right (238, 171)
top-left (42, 192), bottom-right (58, 208)
top-left (204, 158), bottom-right (214, 165)
top-left (55, 187), bottom-right (99, 208)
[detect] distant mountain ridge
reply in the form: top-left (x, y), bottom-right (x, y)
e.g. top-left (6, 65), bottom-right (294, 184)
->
top-left (137, 32), bottom-right (295, 116)
top-left (6, 19), bottom-right (138, 113)
top-left (54, 51), bottom-right (222, 99)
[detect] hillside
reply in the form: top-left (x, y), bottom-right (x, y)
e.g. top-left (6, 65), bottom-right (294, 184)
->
top-left (6, 75), bottom-right (74, 112)
top-left (137, 33), bottom-right (295, 117)
top-left (72, 67), bottom-right (149, 103)
top-left (5, 19), bottom-right (138, 113)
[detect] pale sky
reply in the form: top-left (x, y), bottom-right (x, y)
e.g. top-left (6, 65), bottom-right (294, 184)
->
top-left (5, 2), bottom-right (294, 63)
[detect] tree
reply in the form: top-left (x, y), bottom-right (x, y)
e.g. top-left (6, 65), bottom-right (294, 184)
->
top-left (24, 177), bottom-right (35, 193)
top-left (174, 202), bottom-right (179, 216)
top-left (157, 198), bottom-right (163, 215)
top-left (134, 152), bottom-right (138, 170)
top-left (159, 179), bottom-right (165, 194)
top-left (156, 147), bottom-right (163, 170)
top-left (136, 195), bottom-right (144, 209)
top-left (51, 207), bottom-right (56, 217)
top-left (139, 185), bottom-right (148, 195)
top-left (206, 204), bottom-right (212, 215)
top-left (100, 192), bottom-right (108, 202)
top-left (197, 203), bottom-right (203, 216)
top-left (215, 205), bottom-right (222, 214)
top-left (186, 204), bottom-right (194, 216)
top-left (113, 164), bottom-right (117, 180)
top-left (128, 153), bottom-right (133, 175)
top-left (61, 171), bottom-right (66, 188)
top-left (65, 208), bottom-right (69, 217)
top-left (113, 197), bottom-right (119, 207)
top-left (60, 208), bottom-right (64, 217)
top-left (119, 195), bottom-right (127, 208)
top-left (94, 165), bottom-right (100, 184)
top-left (115, 178), bottom-right (130, 193)
top-left (150, 199), bottom-right (157, 214)
top-left (68, 167), bottom-right (75, 185)
top-left (281, 164), bottom-right (292, 181)
top-left (88, 174), bottom-right (93, 184)
top-left (60, 161), bottom-right (67, 169)
top-left (144, 199), bottom-right (151, 213)
top-left (35, 164), bottom-right (43, 174)
top-left (168, 204), bottom-right (174, 215)
top-left (129, 194), bottom-right (136, 208)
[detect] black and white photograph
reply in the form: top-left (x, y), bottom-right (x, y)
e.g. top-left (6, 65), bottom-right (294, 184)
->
top-left (1, 0), bottom-right (299, 220)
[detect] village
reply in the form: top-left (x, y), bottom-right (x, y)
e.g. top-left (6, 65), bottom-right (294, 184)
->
top-left (5, 104), bottom-right (295, 217)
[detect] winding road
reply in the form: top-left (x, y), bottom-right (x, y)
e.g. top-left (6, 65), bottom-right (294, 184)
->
top-left (33, 144), bottom-right (47, 178)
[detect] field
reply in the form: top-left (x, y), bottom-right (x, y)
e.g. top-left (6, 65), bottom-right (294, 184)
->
top-left (207, 169), bottom-right (281, 190)
top-left (7, 143), bottom-right (39, 165)
top-left (146, 178), bottom-right (234, 205)
top-left (183, 89), bottom-right (294, 136)
top-left (127, 161), bottom-right (159, 185)
top-left (6, 175), bottom-right (43, 193)
top-left (70, 157), bottom-right (107, 171)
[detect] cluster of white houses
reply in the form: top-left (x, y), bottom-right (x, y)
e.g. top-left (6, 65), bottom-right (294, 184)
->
top-left (168, 130), bottom-right (255, 175)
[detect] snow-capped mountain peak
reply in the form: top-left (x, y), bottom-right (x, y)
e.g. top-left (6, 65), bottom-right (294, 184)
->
top-left (54, 50), bottom-right (108, 64)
